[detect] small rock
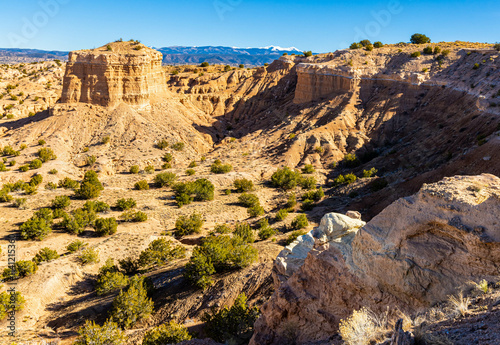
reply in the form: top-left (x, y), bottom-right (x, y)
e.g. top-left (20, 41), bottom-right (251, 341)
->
top-left (346, 210), bottom-right (362, 220)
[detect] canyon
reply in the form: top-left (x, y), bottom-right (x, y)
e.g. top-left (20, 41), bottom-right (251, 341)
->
top-left (0, 41), bottom-right (498, 344)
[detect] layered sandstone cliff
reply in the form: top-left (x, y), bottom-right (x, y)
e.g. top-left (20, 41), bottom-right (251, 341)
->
top-left (61, 41), bottom-right (166, 107)
top-left (251, 174), bottom-right (500, 345)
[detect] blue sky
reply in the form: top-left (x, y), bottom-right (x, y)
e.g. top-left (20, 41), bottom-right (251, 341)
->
top-left (1, 0), bottom-right (499, 52)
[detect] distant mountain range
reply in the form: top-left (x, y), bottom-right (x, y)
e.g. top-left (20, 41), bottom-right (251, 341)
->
top-left (0, 46), bottom-right (304, 66)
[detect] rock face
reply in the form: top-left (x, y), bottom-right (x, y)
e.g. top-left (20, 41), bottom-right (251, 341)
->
top-left (251, 174), bottom-right (500, 345)
top-left (275, 213), bottom-right (365, 282)
top-left (61, 41), bottom-right (166, 107)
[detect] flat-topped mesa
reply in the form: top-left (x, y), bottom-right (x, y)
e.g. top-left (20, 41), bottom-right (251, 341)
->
top-left (60, 41), bottom-right (166, 107)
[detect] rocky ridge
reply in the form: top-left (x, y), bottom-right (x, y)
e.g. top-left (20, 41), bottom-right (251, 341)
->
top-left (251, 174), bottom-right (500, 344)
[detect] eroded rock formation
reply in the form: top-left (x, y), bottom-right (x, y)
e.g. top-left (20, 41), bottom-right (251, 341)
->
top-left (61, 41), bottom-right (166, 107)
top-left (251, 174), bottom-right (500, 345)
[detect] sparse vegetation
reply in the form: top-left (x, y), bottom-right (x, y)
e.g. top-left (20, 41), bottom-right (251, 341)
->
top-left (184, 235), bottom-right (258, 289)
top-left (78, 247), bottom-right (100, 265)
top-left (116, 198), bottom-right (137, 211)
top-left (142, 321), bottom-right (192, 345)
top-left (134, 180), bottom-right (149, 190)
top-left (271, 167), bottom-right (301, 190)
top-left (234, 178), bottom-right (254, 192)
top-left (33, 247), bottom-right (59, 264)
top-left (3, 260), bottom-right (38, 280)
top-left (172, 142), bottom-right (185, 151)
top-left (138, 238), bottom-right (185, 268)
top-left (120, 210), bottom-right (147, 222)
top-left (210, 159), bottom-right (233, 174)
top-left (202, 293), bottom-right (259, 344)
top-left (74, 320), bottom-right (125, 345)
top-left (130, 165), bottom-right (140, 174)
top-left (37, 147), bottom-right (56, 162)
top-left (94, 217), bottom-right (118, 236)
top-left (291, 214), bottom-right (308, 230)
top-left (51, 195), bottom-right (71, 209)
top-left (175, 213), bottom-right (204, 236)
top-left (154, 172), bottom-right (177, 187)
top-left (67, 239), bottom-right (87, 253)
top-left (109, 275), bottom-right (153, 328)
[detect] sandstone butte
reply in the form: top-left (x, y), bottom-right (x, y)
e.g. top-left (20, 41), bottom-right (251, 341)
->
top-left (61, 41), bottom-right (166, 108)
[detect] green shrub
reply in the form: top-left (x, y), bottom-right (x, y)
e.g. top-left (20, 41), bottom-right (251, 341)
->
top-left (58, 177), bottom-right (79, 189)
top-left (154, 172), bottom-right (177, 187)
top-left (286, 230), bottom-right (307, 245)
top-left (51, 195), bottom-right (71, 209)
top-left (83, 200), bottom-right (110, 213)
top-left (29, 159), bottom-right (42, 169)
top-left (110, 275), bottom-right (154, 328)
top-left (175, 213), bottom-right (203, 236)
top-left (172, 142), bottom-right (185, 151)
top-left (301, 164), bottom-right (315, 174)
top-left (118, 257), bottom-right (140, 275)
top-left (494, 43), bottom-right (500, 52)
top-left (102, 136), bottom-right (110, 144)
top-left (210, 160), bottom-right (232, 174)
top-left (248, 205), bottom-right (264, 217)
top-left (76, 182), bottom-right (101, 199)
top-left (423, 46), bottom-right (433, 54)
top-left (9, 160), bottom-right (15, 166)
top-left (172, 179), bottom-right (215, 207)
top-left (29, 174), bottom-right (43, 186)
top-left (202, 293), bottom-right (259, 344)
top-left (94, 217), bottom-right (118, 236)
top-left (46, 182), bottom-right (58, 190)
top-left (234, 178), bottom-right (254, 192)
top-left (258, 219), bottom-right (276, 240)
top-left (185, 169), bottom-right (195, 176)
top-left (74, 320), bottom-right (125, 345)
top-left (13, 197), bottom-right (27, 209)
top-left (302, 187), bottom-right (324, 201)
top-left (38, 139), bottom-right (46, 146)
top-left (441, 49), bottom-right (450, 57)
top-left (78, 247), bottom-right (99, 265)
top-left (96, 271), bottom-right (129, 296)
top-left (299, 176), bottom-right (316, 190)
top-left (134, 180), bottom-right (150, 190)
top-left (473, 63), bottom-right (480, 70)
top-left (75, 171), bottom-right (103, 199)
top-left (362, 167), bottom-right (378, 178)
top-left (129, 165), bottom-right (140, 174)
top-left (410, 33), bottom-right (431, 44)
top-left (0, 162), bottom-right (9, 172)
top-left (19, 165), bottom-right (29, 172)
top-left (32, 247), bottom-right (59, 264)
top-left (234, 222), bottom-right (255, 243)
top-left (156, 139), bottom-right (169, 149)
top-left (343, 153), bottom-right (360, 168)
top-left (116, 198), bottom-right (137, 210)
top-left (67, 239), bottom-right (87, 253)
top-left (201, 62), bottom-right (209, 67)
top-left (214, 224), bottom-right (232, 234)
top-left (350, 42), bottom-right (362, 49)
top-left (0, 291), bottom-right (25, 320)
top-left (53, 208), bottom-right (66, 218)
top-left (161, 162), bottom-right (172, 170)
top-left (411, 51), bottom-right (421, 58)
top-left (238, 193), bottom-right (260, 208)
top-left (303, 51), bottom-right (313, 57)
top-left (3, 260), bottom-right (38, 280)
top-left (37, 147), bottom-right (56, 162)
top-left (0, 189), bottom-right (12, 202)
top-left (61, 208), bottom-right (96, 234)
top-left (23, 184), bottom-right (38, 195)
top-left (188, 161), bottom-right (197, 168)
top-left (184, 235), bottom-right (257, 289)
top-left (275, 209), bottom-right (289, 221)
top-left (20, 217), bottom-right (51, 240)
top-left (120, 210), bottom-right (148, 222)
top-left (373, 41), bottom-right (383, 48)
top-left (138, 238), bottom-right (186, 268)
top-left (162, 153), bottom-right (173, 162)
top-left (434, 46), bottom-right (441, 54)
top-left (271, 167), bottom-right (301, 190)
top-left (301, 199), bottom-right (315, 211)
top-left (85, 155), bottom-right (96, 166)
top-left (291, 214), bottom-right (309, 230)
top-left (144, 165), bottom-right (155, 174)
top-left (142, 321), bottom-right (192, 345)
top-left (285, 193), bottom-right (297, 209)
top-left (365, 44), bottom-right (374, 51)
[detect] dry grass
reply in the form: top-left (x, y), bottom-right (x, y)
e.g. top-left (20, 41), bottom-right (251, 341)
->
top-left (338, 307), bottom-right (389, 345)
top-left (448, 292), bottom-right (470, 318)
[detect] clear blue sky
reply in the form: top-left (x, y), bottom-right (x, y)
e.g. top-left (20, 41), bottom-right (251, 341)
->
top-left (1, 0), bottom-right (499, 52)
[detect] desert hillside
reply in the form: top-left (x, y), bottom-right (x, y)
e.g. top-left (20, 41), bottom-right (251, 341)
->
top-left (0, 40), bottom-right (498, 345)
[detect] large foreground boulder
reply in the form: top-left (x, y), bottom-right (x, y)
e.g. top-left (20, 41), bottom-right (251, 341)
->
top-left (251, 174), bottom-right (500, 345)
